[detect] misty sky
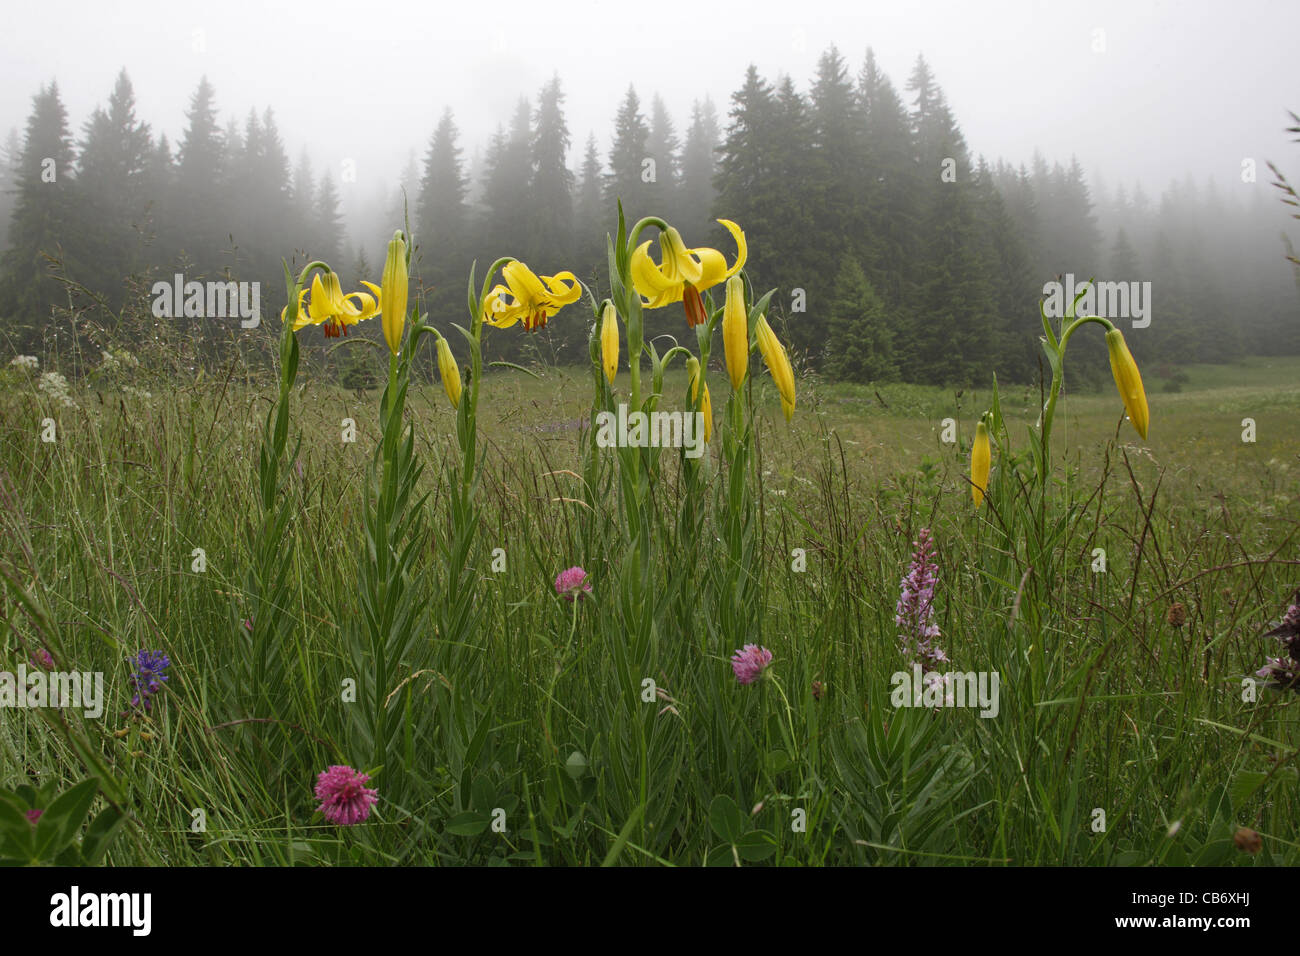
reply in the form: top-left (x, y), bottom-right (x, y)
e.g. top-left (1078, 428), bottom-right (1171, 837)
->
top-left (4, 0), bottom-right (1298, 215)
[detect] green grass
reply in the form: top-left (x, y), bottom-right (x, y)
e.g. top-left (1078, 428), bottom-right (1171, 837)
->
top-left (1, 352), bottom-right (1297, 866)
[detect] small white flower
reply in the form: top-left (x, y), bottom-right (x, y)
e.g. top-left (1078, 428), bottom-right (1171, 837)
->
top-left (38, 371), bottom-right (77, 409)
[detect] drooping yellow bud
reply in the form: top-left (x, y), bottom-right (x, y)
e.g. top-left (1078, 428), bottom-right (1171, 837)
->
top-left (700, 383), bottom-right (713, 443)
top-left (687, 356), bottom-right (712, 443)
top-left (722, 275), bottom-right (748, 391)
top-left (754, 314), bottom-right (796, 421)
top-left (971, 420), bottom-right (991, 507)
top-left (1105, 328), bottom-right (1149, 440)
top-left (381, 232), bottom-right (408, 355)
top-left (600, 302), bottom-right (619, 385)
top-left (436, 335), bottom-right (462, 409)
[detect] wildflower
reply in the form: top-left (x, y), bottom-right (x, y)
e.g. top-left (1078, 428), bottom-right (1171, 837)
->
top-left (381, 231), bottom-right (409, 354)
top-left (730, 644), bottom-right (773, 685)
top-left (971, 420), bottom-right (991, 507)
top-left (629, 219), bottom-right (746, 326)
top-left (895, 529), bottom-right (948, 671)
top-left (436, 335), bottom-right (462, 409)
top-left (482, 260), bottom-right (581, 332)
top-left (554, 566), bottom-right (593, 601)
top-left (128, 650), bottom-right (171, 711)
top-left (1233, 827), bottom-right (1262, 854)
top-left (314, 765), bottom-right (379, 826)
top-left (25, 809), bottom-right (42, 825)
top-left (686, 356), bottom-right (712, 443)
top-left (100, 349), bottom-right (137, 374)
top-left (38, 371), bottom-right (77, 409)
top-left (600, 301), bottom-right (619, 385)
top-left (1256, 595), bottom-right (1300, 690)
top-left (754, 313), bottom-right (795, 421)
top-left (722, 275), bottom-right (749, 391)
top-left (1104, 328), bottom-right (1149, 440)
top-left (286, 271), bottom-right (380, 338)
top-left (31, 648), bottom-right (54, 670)
top-left (8, 355), bottom-right (38, 372)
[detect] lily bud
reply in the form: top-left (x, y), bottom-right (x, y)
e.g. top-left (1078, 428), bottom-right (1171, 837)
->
top-left (723, 275), bottom-right (748, 391)
top-left (1105, 328), bottom-right (1149, 440)
top-left (600, 302), bottom-right (619, 385)
top-left (381, 231), bottom-right (408, 355)
top-left (971, 420), bottom-right (991, 507)
top-left (687, 356), bottom-right (712, 443)
top-left (436, 335), bottom-right (462, 409)
top-left (754, 313), bottom-right (796, 421)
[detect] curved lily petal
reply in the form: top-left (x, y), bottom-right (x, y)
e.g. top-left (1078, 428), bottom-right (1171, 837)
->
top-left (483, 284), bottom-right (522, 328)
top-left (286, 287), bottom-right (310, 329)
top-left (713, 219), bottom-right (747, 284)
top-left (631, 241), bottom-right (683, 304)
top-left (503, 260), bottom-right (549, 304)
top-left (346, 290), bottom-right (378, 321)
top-left (542, 271), bottom-right (581, 306)
top-left (659, 228), bottom-right (705, 287)
top-left (306, 273), bottom-right (334, 323)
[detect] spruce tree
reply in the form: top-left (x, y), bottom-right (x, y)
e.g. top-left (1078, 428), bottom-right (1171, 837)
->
top-left (605, 86), bottom-right (649, 222)
top-left (479, 98), bottom-right (532, 261)
top-left (645, 93), bottom-right (679, 218)
top-left (0, 129), bottom-right (20, 255)
top-left (530, 76), bottom-right (574, 268)
top-left (415, 107), bottom-right (469, 314)
top-left (904, 56), bottom-right (997, 383)
top-left (314, 172), bottom-right (344, 267)
top-left (1110, 227), bottom-right (1140, 279)
top-left (174, 77), bottom-right (225, 275)
top-left (0, 82), bottom-right (78, 345)
top-left (973, 157), bottom-right (1037, 382)
top-left (825, 256), bottom-right (897, 382)
top-left (677, 98), bottom-right (719, 243)
top-left (808, 47), bottom-right (862, 264)
top-left (73, 69), bottom-right (153, 305)
top-left (573, 133), bottom-right (606, 283)
top-left (140, 133), bottom-right (174, 270)
top-left (292, 149), bottom-right (315, 251)
top-left (857, 49), bottom-right (918, 309)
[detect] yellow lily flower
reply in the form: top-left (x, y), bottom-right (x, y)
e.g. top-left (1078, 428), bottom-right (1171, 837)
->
top-left (630, 219), bottom-right (747, 326)
top-left (1105, 328), bottom-right (1149, 440)
top-left (754, 313), bottom-right (796, 421)
top-left (971, 420), bottom-right (991, 507)
top-left (687, 356), bottom-right (712, 443)
top-left (284, 271), bottom-right (379, 338)
top-left (436, 335), bottom-right (462, 409)
top-left (600, 302), bottom-right (619, 385)
top-left (382, 232), bottom-right (409, 355)
top-left (482, 260), bottom-right (581, 332)
top-left (722, 275), bottom-right (749, 392)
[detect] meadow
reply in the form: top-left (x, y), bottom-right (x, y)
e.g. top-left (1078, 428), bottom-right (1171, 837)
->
top-left (1, 290), bottom-right (1298, 866)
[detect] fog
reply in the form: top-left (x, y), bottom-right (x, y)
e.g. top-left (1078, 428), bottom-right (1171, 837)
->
top-left (2, 0), bottom-right (1296, 384)
top-left (5, 0), bottom-right (1296, 205)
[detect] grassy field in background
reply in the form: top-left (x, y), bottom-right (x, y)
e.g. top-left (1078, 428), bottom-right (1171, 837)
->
top-left (1, 352), bottom-right (1297, 865)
